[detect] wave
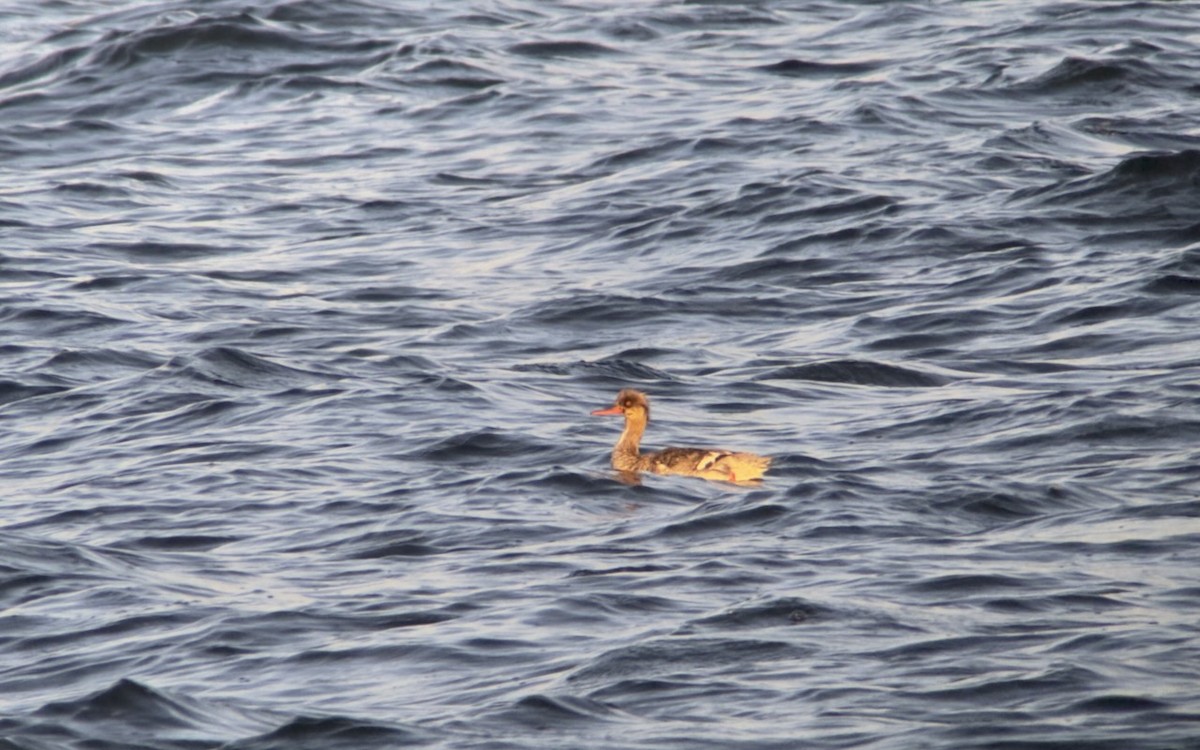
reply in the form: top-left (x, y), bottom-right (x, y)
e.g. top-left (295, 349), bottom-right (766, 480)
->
top-left (754, 359), bottom-right (950, 388)
top-left (1011, 149), bottom-right (1200, 237)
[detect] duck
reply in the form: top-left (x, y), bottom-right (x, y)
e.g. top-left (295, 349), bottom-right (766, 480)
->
top-left (591, 389), bottom-right (771, 482)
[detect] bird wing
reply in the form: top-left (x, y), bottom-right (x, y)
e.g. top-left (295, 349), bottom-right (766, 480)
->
top-left (652, 447), bottom-right (734, 473)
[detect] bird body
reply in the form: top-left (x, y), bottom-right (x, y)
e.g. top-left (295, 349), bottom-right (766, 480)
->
top-left (591, 389), bottom-right (770, 482)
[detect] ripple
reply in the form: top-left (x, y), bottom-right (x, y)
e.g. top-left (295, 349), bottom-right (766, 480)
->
top-left (2, 1), bottom-right (1199, 749)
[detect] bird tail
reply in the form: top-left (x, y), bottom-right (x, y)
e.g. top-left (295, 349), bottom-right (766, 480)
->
top-left (727, 453), bottom-right (771, 481)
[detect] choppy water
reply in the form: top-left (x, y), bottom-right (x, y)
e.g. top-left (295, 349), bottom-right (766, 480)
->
top-left (3, 1), bottom-right (1200, 748)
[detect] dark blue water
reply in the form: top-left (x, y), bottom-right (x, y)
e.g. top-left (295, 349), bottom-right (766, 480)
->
top-left (2, 2), bottom-right (1199, 748)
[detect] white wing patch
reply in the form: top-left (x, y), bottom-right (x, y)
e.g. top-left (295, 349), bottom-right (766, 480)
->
top-left (695, 451), bottom-right (727, 471)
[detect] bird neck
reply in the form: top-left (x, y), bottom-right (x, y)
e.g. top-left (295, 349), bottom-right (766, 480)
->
top-left (612, 412), bottom-right (647, 469)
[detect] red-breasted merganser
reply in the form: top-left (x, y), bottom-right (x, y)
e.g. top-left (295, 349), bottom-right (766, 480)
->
top-left (591, 389), bottom-right (771, 482)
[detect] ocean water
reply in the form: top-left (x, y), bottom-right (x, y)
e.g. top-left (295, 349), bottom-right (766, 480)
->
top-left (2, 1), bottom-right (1199, 748)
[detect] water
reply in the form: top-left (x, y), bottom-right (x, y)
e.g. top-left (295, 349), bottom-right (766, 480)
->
top-left (2, 1), bottom-right (1199, 748)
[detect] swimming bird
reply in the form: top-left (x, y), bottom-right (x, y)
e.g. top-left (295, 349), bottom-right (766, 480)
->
top-left (591, 389), bottom-right (771, 482)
